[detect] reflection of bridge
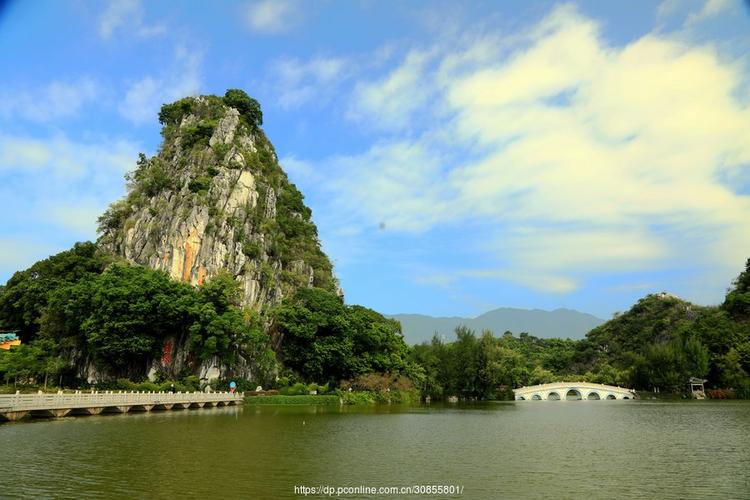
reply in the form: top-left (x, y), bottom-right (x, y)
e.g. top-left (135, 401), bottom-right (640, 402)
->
top-left (0, 391), bottom-right (243, 422)
top-left (513, 382), bottom-right (636, 401)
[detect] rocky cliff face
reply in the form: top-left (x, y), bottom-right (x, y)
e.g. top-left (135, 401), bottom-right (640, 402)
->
top-left (98, 92), bottom-right (337, 312)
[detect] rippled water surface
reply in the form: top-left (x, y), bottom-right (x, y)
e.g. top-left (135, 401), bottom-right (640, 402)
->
top-left (2, 400), bottom-right (749, 499)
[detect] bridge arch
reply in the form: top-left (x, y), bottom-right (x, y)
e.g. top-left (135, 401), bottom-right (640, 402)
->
top-left (531, 394), bottom-right (542, 400)
top-left (587, 392), bottom-right (600, 400)
top-left (547, 392), bottom-right (560, 400)
top-left (606, 394), bottom-right (616, 400)
top-left (565, 389), bottom-right (582, 400)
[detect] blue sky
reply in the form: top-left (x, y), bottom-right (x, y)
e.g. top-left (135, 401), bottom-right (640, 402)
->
top-left (1, 0), bottom-right (749, 319)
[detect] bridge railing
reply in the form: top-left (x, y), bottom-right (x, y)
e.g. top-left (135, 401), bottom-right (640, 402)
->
top-left (0, 391), bottom-right (244, 411)
top-left (513, 382), bottom-right (635, 393)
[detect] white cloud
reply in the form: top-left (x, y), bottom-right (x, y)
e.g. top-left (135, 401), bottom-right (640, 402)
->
top-left (686, 0), bottom-right (733, 24)
top-left (657, 0), bottom-right (684, 20)
top-left (413, 267), bottom-right (579, 294)
top-left (245, 0), bottom-right (298, 34)
top-left (49, 203), bottom-right (109, 235)
top-left (0, 137), bottom-right (53, 167)
top-left (606, 282), bottom-right (657, 293)
top-left (0, 133), bottom-right (139, 236)
top-left (348, 49), bottom-right (436, 131)
top-left (119, 47), bottom-right (202, 124)
top-left (98, 0), bottom-right (165, 40)
top-left (266, 45), bottom-right (402, 110)
top-left (657, 0), bottom-right (736, 26)
top-left (0, 78), bottom-right (99, 123)
top-left (270, 56), bottom-right (350, 108)
top-left (0, 238), bottom-right (60, 277)
top-left (0, 134), bottom-right (136, 178)
top-left (323, 141), bottom-right (453, 232)
top-left (292, 4), bottom-right (750, 295)
top-left (463, 269), bottom-right (580, 294)
top-left (279, 154), bottom-right (315, 179)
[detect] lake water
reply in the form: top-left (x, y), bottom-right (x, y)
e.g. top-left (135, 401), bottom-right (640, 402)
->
top-left (2, 400), bottom-right (749, 499)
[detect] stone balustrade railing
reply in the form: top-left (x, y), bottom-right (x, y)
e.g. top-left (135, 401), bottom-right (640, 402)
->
top-left (0, 390), bottom-right (244, 412)
top-left (514, 382), bottom-right (636, 392)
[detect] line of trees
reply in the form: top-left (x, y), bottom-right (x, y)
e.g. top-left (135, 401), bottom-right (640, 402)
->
top-left (0, 243), bottom-right (276, 385)
top-left (1, 244), bottom-right (749, 399)
top-left (272, 287), bottom-right (421, 384)
top-left (0, 243), bottom-right (417, 390)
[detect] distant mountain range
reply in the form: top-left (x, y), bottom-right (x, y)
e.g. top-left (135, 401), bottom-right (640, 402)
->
top-left (389, 307), bottom-right (605, 345)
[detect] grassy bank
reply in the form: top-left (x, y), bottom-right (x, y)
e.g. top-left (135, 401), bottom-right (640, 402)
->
top-left (340, 389), bottom-right (417, 405)
top-left (244, 394), bottom-right (341, 405)
top-left (244, 390), bottom-right (420, 405)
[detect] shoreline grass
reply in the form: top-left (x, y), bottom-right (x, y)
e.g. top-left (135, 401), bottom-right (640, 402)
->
top-left (244, 394), bottom-right (341, 405)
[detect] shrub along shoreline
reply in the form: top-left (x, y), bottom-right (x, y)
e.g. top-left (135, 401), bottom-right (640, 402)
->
top-left (245, 394), bottom-right (340, 405)
top-left (245, 389), bottom-right (418, 405)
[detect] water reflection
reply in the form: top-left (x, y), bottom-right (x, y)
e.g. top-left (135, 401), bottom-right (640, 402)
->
top-left (2, 401), bottom-right (749, 499)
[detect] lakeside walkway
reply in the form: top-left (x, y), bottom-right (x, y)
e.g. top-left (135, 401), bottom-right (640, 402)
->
top-left (0, 390), bottom-right (244, 421)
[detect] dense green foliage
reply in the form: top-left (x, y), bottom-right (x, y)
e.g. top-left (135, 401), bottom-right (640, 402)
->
top-left (158, 97), bottom-right (195, 125)
top-left (411, 328), bottom-right (571, 400)
top-left (45, 264), bottom-right (197, 370)
top-left (126, 154), bottom-right (174, 197)
top-left (273, 288), bottom-right (416, 383)
top-left (723, 257), bottom-right (750, 320)
top-left (0, 339), bottom-right (65, 388)
top-left (181, 120), bottom-right (217, 148)
top-left (157, 89), bottom-right (261, 131)
top-left (339, 390), bottom-right (416, 405)
top-left (2, 248), bottom-right (749, 399)
top-left (0, 246), bottom-right (409, 392)
top-left (224, 88), bottom-right (262, 128)
top-left (187, 175), bottom-right (212, 193)
top-left (413, 261), bottom-right (750, 399)
top-left (0, 242), bottom-right (112, 343)
top-left (575, 284), bottom-right (749, 396)
top-left (340, 372), bottom-right (418, 404)
top-left (0, 245), bottom-right (276, 384)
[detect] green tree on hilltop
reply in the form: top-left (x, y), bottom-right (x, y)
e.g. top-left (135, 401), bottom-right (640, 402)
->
top-left (224, 88), bottom-right (263, 128)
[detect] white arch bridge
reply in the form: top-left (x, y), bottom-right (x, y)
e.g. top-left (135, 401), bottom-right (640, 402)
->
top-left (513, 382), bottom-right (636, 401)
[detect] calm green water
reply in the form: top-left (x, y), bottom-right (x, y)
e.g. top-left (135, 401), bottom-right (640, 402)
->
top-left (2, 401), bottom-right (749, 499)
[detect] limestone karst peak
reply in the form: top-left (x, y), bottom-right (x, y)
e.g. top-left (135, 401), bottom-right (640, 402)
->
top-left (97, 90), bottom-right (337, 310)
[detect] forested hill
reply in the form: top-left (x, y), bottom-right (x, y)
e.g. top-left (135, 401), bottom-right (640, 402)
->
top-left (573, 273), bottom-right (750, 393)
top-left (411, 260), bottom-right (750, 400)
top-left (391, 307), bottom-right (604, 344)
